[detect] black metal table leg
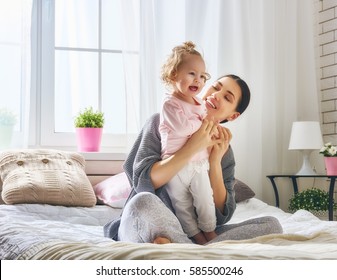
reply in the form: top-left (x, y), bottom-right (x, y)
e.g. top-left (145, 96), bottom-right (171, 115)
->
top-left (328, 177), bottom-right (336, 221)
top-left (267, 176), bottom-right (280, 208)
top-left (290, 176), bottom-right (299, 194)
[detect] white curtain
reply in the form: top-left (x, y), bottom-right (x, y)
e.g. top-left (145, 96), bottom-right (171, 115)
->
top-left (0, 0), bottom-right (32, 150)
top-left (120, 0), bottom-right (141, 149)
top-left (122, 0), bottom-right (320, 205)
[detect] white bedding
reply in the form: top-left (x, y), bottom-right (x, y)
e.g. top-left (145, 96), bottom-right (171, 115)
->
top-left (1, 198), bottom-right (337, 260)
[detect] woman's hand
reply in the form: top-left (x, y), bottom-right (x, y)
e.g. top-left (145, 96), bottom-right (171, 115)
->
top-left (150, 119), bottom-right (220, 189)
top-left (208, 125), bottom-right (232, 213)
top-left (209, 125), bottom-right (232, 165)
top-left (187, 119), bottom-right (222, 153)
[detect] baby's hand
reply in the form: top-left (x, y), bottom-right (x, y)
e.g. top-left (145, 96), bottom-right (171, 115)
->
top-left (212, 126), bottom-right (220, 139)
top-left (202, 114), bottom-right (220, 138)
top-left (209, 126), bottom-right (232, 163)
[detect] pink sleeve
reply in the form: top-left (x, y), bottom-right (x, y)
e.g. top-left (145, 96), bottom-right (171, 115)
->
top-left (161, 99), bottom-right (202, 137)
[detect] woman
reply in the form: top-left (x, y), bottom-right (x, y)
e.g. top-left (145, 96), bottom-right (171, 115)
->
top-left (104, 74), bottom-right (283, 244)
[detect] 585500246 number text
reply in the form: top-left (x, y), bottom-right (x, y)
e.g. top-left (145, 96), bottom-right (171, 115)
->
top-left (189, 266), bottom-right (243, 276)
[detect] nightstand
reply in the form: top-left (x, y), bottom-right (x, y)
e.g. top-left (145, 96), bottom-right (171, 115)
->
top-left (266, 175), bottom-right (336, 221)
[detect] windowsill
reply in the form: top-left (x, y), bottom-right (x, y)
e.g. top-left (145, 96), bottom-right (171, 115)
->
top-left (27, 145), bottom-right (128, 161)
top-left (80, 151), bottom-right (127, 161)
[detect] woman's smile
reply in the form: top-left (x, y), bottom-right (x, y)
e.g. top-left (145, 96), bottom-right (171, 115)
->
top-left (205, 97), bottom-right (217, 109)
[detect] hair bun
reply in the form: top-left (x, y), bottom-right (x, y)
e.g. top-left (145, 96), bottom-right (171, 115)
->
top-left (183, 41), bottom-right (196, 51)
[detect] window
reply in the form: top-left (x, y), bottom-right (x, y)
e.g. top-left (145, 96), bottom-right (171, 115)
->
top-left (0, 0), bottom-right (31, 149)
top-left (34, 0), bottom-right (140, 151)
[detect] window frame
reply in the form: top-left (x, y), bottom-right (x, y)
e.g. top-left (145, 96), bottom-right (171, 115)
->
top-left (32, 0), bottom-right (135, 152)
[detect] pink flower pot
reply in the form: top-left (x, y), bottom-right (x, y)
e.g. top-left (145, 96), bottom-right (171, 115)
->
top-left (324, 157), bottom-right (337, 176)
top-left (76, 128), bottom-right (103, 152)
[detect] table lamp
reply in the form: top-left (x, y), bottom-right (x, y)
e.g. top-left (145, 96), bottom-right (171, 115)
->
top-left (288, 121), bottom-right (323, 175)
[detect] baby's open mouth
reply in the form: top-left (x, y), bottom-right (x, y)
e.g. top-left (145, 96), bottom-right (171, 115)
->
top-left (189, 86), bottom-right (198, 92)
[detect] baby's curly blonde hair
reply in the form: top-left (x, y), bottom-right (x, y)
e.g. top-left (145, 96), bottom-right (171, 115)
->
top-left (161, 41), bottom-right (209, 86)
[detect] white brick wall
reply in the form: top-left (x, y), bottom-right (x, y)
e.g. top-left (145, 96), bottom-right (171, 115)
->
top-left (319, 0), bottom-right (337, 143)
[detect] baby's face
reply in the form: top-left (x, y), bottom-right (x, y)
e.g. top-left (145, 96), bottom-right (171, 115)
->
top-left (173, 54), bottom-right (209, 98)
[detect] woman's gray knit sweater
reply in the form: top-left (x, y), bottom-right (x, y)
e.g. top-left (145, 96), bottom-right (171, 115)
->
top-left (103, 113), bottom-right (236, 240)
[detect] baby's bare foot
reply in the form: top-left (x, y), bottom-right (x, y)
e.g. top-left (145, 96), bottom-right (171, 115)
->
top-left (204, 231), bottom-right (217, 242)
top-left (193, 232), bottom-right (208, 245)
top-left (153, 237), bottom-right (171, 244)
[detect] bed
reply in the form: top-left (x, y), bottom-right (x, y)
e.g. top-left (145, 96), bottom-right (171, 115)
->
top-left (1, 149), bottom-right (337, 260)
top-left (1, 198), bottom-right (337, 260)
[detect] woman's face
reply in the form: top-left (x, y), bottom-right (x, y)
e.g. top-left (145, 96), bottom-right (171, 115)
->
top-left (202, 76), bottom-right (242, 123)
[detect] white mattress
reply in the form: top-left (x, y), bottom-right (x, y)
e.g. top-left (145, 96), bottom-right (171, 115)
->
top-left (230, 198), bottom-right (337, 236)
top-left (1, 198), bottom-right (337, 259)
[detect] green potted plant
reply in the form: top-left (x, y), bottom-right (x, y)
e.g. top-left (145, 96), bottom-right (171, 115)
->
top-left (288, 187), bottom-right (336, 219)
top-left (0, 108), bottom-right (17, 149)
top-left (74, 107), bottom-right (105, 152)
top-left (320, 143), bottom-right (337, 175)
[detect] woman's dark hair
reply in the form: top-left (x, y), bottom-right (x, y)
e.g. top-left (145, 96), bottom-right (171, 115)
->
top-left (219, 74), bottom-right (251, 123)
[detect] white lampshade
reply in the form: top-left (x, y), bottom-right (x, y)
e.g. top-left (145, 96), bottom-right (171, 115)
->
top-left (288, 121), bottom-right (323, 175)
top-left (289, 121), bottom-right (323, 150)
